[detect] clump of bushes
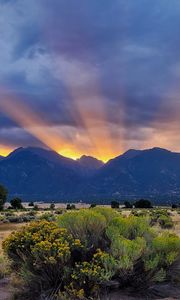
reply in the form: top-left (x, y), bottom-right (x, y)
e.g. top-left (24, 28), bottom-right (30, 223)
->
top-left (0, 211), bottom-right (37, 223)
top-left (130, 209), bottom-right (150, 217)
top-left (150, 209), bottom-right (174, 229)
top-left (3, 209), bottom-right (180, 299)
top-left (38, 212), bottom-right (56, 222)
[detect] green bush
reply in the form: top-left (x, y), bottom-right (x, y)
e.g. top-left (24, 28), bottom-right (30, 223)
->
top-left (150, 209), bottom-right (173, 228)
top-left (58, 209), bottom-right (107, 249)
top-left (158, 215), bottom-right (174, 229)
top-left (93, 207), bottom-right (119, 223)
top-left (38, 212), bottom-right (56, 222)
top-left (106, 216), bottom-right (152, 240)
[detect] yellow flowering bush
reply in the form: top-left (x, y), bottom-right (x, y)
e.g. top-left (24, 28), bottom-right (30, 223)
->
top-left (3, 221), bottom-right (83, 297)
top-left (67, 249), bottom-right (117, 298)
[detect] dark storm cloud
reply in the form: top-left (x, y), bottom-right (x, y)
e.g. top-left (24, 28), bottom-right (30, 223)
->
top-left (0, 0), bottom-right (180, 153)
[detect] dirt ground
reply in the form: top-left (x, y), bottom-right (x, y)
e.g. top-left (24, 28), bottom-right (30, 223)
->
top-left (0, 278), bottom-right (14, 300)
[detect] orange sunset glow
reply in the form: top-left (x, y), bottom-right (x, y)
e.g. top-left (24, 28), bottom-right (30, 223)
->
top-left (0, 91), bottom-right (119, 162)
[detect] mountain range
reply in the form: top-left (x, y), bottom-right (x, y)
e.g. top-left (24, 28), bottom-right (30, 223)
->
top-left (0, 147), bottom-right (180, 204)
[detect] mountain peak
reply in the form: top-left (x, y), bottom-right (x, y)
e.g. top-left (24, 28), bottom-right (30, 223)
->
top-left (77, 155), bottom-right (104, 169)
top-left (150, 147), bottom-right (171, 152)
top-left (121, 149), bottom-right (142, 159)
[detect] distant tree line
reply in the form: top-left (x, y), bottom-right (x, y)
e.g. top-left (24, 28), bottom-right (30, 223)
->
top-left (110, 199), bottom-right (154, 209)
top-left (0, 183), bottom-right (180, 210)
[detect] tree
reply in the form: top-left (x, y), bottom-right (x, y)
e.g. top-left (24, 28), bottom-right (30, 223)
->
top-left (50, 203), bottom-right (55, 210)
top-left (66, 204), bottom-right (76, 210)
top-left (0, 184), bottom-right (8, 210)
top-left (33, 205), bottom-right (39, 211)
top-left (124, 201), bottom-right (133, 208)
top-left (28, 201), bottom-right (34, 207)
top-left (111, 200), bottom-right (119, 209)
top-left (172, 204), bottom-right (178, 209)
top-left (134, 199), bottom-right (152, 208)
top-left (10, 198), bottom-right (23, 209)
top-left (90, 203), bottom-right (97, 208)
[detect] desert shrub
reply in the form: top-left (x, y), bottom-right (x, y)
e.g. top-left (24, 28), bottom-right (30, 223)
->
top-left (27, 210), bottom-right (37, 216)
top-left (144, 232), bottom-right (180, 283)
top-left (3, 221), bottom-right (84, 298)
top-left (5, 213), bottom-right (36, 223)
top-left (105, 216), bottom-right (151, 278)
top-left (38, 212), bottom-right (56, 222)
top-left (28, 202), bottom-right (34, 207)
top-left (7, 215), bottom-right (24, 223)
top-left (131, 209), bottom-right (150, 217)
top-left (105, 216), bottom-right (179, 287)
top-left (67, 249), bottom-right (117, 298)
top-left (92, 207), bottom-right (119, 223)
top-left (158, 215), bottom-right (174, 229)
top-left (150, 209), bottom-right (173, 228)
top-left (0, 214), bottom-right (6, 222)
top-left (55, 209), bottom-right (63, 215)
top-left (3, 210), bottom-right (180, 299)
top-left (4, 211), bottom-right (15, 217)
top-left (58, 209), bottom-right (107, 249)
top-left (106, 216), bottom-right (152, 240)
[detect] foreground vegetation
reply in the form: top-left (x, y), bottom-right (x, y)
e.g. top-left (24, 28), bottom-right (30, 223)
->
top-left (1, 207), bottom-right (180, 299)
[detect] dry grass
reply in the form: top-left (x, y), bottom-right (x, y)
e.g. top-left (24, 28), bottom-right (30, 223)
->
top-left (170, 210), bottom-right (180, 237)
top-left (0, 223), bottom-right (22, 255)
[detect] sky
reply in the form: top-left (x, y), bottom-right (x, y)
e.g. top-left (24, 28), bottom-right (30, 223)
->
top-left (0, 0), bottom-right (180, 161)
